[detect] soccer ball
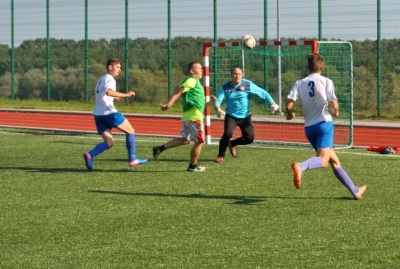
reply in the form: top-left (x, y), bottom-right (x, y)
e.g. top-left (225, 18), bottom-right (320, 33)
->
top-left (241, 34), bottom-right (256, 50)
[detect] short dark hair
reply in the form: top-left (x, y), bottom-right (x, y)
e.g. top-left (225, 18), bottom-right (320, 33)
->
top-left (106, 58), bottom-right (120, 69)
top-left (231, 67), bottom-right (243, 75)
top-left (187, 61), bottom-right (201, 73)
top-left (307, 53), bottom-right (324, 72)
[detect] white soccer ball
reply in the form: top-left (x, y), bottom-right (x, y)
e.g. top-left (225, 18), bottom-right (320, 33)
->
top-left (241, 34), bottom-right (256, 50)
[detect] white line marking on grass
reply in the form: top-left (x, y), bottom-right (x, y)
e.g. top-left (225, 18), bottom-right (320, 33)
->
top-left (0, 131), bottom-right (172, 144)
top-left (2, 131), bottom-right (398, 158)
top-left (245, 144), bottom-right (400, 158)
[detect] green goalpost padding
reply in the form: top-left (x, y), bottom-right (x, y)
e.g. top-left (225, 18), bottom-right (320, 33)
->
top-left (203, 40), bottom-right (353, 148)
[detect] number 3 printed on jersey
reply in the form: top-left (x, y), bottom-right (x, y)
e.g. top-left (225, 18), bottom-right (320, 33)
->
top-left (308, 81), bottom-right (315, 97)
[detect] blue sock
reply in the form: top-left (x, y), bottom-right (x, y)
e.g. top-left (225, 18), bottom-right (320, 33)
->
top-left (300, 157), bottom-right (323, 171)
top-left (334, 167), bottom-right (358, 194)
top-left (126, 133), bottom-right (136, 162)
top-left (89, 142), bottom-right (109, 158)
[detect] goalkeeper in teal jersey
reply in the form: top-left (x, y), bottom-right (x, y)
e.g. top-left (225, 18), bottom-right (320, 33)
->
top-left (213, 67), bottom-right (279, 163)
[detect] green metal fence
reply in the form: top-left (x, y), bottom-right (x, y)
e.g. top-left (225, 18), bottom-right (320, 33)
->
top-left (0, 0), bottom-right (399, 116)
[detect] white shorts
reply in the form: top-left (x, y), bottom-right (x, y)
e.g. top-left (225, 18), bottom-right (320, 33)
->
top-left (180, 120), bottom-right (205, 144)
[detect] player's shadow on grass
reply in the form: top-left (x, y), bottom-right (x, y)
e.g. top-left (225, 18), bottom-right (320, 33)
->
top-left (50, 140), bottom-right (89, 145)
top-left (111, 158), bottom-right (190, 163)
top-left (0, 166), bottom-right (85, 173)
top-left (0, 166), bottom-right (161, 173)
top-left (88, 190), bottom-right (264, 205)
top-left (88, 190), bottom-right (354, 204)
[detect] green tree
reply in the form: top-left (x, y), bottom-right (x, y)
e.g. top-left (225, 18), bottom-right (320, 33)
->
top-left (0, 44), bottom-right (11, 76)
top-left (17, 69), bottom-right (47, 99)
top-left (353, 66), bottom-right (377, 113)
top-left (0, 72), bottom-right (20, 98)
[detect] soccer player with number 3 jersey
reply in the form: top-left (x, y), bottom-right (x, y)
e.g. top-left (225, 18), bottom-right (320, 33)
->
top-left (286, 53), bottom-right (366, 200)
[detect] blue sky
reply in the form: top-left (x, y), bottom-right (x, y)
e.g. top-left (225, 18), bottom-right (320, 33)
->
top-left (0, 0), bottom-right (399, 46)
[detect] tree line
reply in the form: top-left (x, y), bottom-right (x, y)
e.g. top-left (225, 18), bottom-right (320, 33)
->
top-left (0, 37), bottom-right (400, 116)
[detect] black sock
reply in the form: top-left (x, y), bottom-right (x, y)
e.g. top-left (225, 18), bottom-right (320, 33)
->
top-left (160, 145), bottom-right (166, 152)
top-left (189, 164), bottom-right (197, 169)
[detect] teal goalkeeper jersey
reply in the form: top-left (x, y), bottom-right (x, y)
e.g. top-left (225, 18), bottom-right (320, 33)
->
top-left (214, 79), bottom-right (274, 119)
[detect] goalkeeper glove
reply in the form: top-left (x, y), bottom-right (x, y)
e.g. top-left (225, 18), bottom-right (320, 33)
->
top-left (269, 102), bottom-right (280, 113)
top-left (216, 108), bottom-right (226, 119)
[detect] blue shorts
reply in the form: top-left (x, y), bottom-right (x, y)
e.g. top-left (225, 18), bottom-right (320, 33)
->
top-left (94, 112), bottom-right (126, 134)
top-left (305, 121), bottom-right (334, 150)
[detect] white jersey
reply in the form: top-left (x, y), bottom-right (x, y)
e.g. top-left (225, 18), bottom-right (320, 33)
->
top-left (287, 73), bottom-right (336, 127)
top-left (92, 74), bottom-right (118, 116)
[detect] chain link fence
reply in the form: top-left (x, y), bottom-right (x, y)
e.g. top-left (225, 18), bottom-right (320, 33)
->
top-left (0, 0), bottom-right (399, 116)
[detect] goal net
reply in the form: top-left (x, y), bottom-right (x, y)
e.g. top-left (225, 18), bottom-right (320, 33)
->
top-left (202, 40), bottom-right (353, 148)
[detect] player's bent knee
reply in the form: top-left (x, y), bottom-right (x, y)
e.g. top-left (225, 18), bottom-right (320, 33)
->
top-left (243, 137), bottom-right (254, 144)
top-left (321, 161), bottom-right (330, 168)
top-left (105, 139), bottom-right (114, 148)
top-left (222, 134), bottom-right (233, 140)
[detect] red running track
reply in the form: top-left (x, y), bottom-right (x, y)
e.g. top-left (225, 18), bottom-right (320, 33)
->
top-left (0, 110), bottom-right (399, 148)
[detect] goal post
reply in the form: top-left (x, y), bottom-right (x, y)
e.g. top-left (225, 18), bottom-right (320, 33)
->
top-left (202, 40), bottom-right (353, 148)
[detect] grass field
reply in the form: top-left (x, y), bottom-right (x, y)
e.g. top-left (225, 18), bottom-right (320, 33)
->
top-left (1, 127), bottom-right (399, 268)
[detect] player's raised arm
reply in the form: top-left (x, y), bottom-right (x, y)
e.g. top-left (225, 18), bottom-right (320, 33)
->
top-left (160, 86), bottom-right (185, 111)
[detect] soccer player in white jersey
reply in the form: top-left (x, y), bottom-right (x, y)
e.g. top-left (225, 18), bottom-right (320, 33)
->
top-left (286, 53), bottom-right (366, 200)
top-left (83, 58), bottom-right (147, 171)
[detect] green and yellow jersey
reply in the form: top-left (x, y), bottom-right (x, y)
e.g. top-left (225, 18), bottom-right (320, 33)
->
top-left (179, 76), bottom-right (205, 121)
